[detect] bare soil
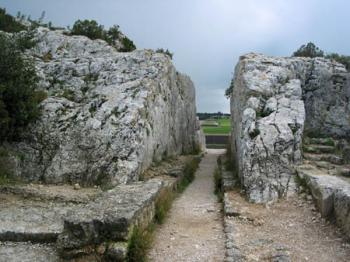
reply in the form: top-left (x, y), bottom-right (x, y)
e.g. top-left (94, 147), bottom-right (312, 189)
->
top-left (227, 190), bottom-right (350, 261)
top-left (147, 150), bottom-right (226, 262)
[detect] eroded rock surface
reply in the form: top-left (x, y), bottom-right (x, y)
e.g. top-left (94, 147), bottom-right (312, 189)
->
top-left (0, 242), bottom-right (59, 262)
top-left (297, 164), bottom-right (350, 238)
top-left (230, 53), bottom-right (350, 203)
top-left (8, 27), bottom-right (202, 186)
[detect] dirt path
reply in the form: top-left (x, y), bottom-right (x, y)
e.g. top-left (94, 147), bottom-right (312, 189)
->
top-left (147, 149), bottom-right (226, 262)
top-left (225, 190), bottom-right (350, 261)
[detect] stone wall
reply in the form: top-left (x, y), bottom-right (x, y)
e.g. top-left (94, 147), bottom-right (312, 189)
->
top-left (8, 27), bottom-right (202, 186)
top-left (230, 53), bottom-right (350, 203)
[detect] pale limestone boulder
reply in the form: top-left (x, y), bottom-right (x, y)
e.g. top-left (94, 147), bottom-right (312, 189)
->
top-left (230, 53), bottom-right (350, 203)
top-left (10, 27), bottom-right (201, 186)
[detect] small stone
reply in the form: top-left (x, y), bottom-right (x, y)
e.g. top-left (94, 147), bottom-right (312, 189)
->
top-left (73, 183), bottom-right (81, 190)
top-left (96, 243), bottom-right (106, 255)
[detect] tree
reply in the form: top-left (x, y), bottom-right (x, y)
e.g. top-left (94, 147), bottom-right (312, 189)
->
top-left (0, 33), bottom-right (44, 142)
top-left (71, 19), bottom-right (105, 40)
top-left (225, 79), bottom-right (234, 99)
top-left (105, 25), bottom-right (121, 45)
top-left (292, 42), bottom-right (324, 58)
top-left (120, 36), bottom-right (136, 52)
top-left (71, 19), bottom-right (136, 52)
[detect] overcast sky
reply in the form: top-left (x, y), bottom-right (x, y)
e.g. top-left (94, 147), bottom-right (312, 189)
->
top-left (1, 0), bottom-right (349, 113)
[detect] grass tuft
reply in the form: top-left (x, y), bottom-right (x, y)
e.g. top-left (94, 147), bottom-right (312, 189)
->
top-left (127, 225), bottom-right (154, 262)
top-left (214, 166), bottom-right (223, 203)
top-left (178, 157), bottom-right (200, 192)
top-left (154, 189), bottom-right (175, 224)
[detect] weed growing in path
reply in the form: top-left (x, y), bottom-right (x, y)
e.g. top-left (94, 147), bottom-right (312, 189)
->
top-left (155, 189), bottom-right (176, 224)
top-left (178, 157), bottom-right (200, 192)
top-left (214, 157), bottom-right (224, 202)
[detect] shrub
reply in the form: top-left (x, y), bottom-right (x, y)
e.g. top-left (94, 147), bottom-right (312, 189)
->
top-left (71, 19), bottom-right (104, 40)
top-left (0, 33), bottom-right (41, 142)
top-left (71, 19), bottom-right (136, 52)
top-left (326, 53), bottom-right (350, 71)
top-left (156, 48), bottom-right (173, 59)
top-left (120, 37), bottom-right (136, 52)
top-left (61, 89), bottom-right (75, 101)
top-left (225, 79), bottom-right (234, 99)
top-left (323, 138), bottom-right (335, 147)
top-left (292, 42), bottom-right (324, 58)
top-left (0, 8), bottom-right (26, 33)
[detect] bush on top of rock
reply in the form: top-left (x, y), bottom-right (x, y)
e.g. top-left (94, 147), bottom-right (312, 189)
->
top-left (71, 19), bottom-right (136, 52)
top-left (0, 8), bottom-right (26, 33)
top-left (292, 42), bottom-right (350, 71)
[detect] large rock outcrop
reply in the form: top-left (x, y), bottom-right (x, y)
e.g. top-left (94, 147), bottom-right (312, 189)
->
top-left (9, 27), bottom-right (202, 186)
top-left (230, 53), bottom-right (350, 203)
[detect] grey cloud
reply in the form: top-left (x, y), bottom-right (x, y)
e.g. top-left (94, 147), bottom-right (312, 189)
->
top-left (1, 0), bottom-right (349, 112)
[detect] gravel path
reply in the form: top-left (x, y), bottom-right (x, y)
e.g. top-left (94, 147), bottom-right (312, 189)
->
top-left (147, 149), bottom-right (226, 262)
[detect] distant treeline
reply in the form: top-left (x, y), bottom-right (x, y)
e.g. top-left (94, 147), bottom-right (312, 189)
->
top-left (197, 112), bottom-right (230, 120)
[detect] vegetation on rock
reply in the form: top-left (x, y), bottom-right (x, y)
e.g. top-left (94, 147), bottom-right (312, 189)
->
top-left (156, 48), bottom-right (173, 59)
top-left (293, 42), bottom-right (350, 71)
top-left (225, 79), bottom-right (234, 98)
top-left (293, 42), bottom-right (324, 58)
top-left (71, 19), bottom-right (136, 52)
top-left (326, 53), bottom-right (350, 71)
top-left (0, 8), bottom-right (26, 33)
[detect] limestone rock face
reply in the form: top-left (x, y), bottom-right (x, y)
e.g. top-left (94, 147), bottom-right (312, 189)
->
top-left (11, 27), bottom-right (201, 186)
top-left (230, 53), bottom-right (350, 203)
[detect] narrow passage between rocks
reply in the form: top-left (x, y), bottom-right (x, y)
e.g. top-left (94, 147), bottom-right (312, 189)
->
top-left (147, 149), bottom-right (226, 262)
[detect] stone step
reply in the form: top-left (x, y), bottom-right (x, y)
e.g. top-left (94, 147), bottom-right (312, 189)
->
top-left (296, 165), bottom-right (350, 238)
top-left (0, 242), bottom-right (59, 262)
top-left (303, 159), bottom-right (350, 179)
top-left (57, 179), bottom-right (164, 258)
top-left (303, 153), bottom-right (344, 165)
top-left (0, 194), bottom-right (81, 243)
top-left (307, 137), bottom-right (336, 146)
top-left (0, 184), bottom-right (101, 204)
top-left (303, 144), bottom-right (336, 154)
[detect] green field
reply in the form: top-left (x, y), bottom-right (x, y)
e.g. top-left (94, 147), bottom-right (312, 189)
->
top-left (202, 118), bottom-right (231, 135)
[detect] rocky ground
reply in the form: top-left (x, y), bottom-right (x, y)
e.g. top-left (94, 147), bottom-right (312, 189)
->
top-left (0, 154), bottom-right (199, 261)
top-left (147, 149), bottom-right (226, 262)
top-left (224, 190), bottom-right (350, 261)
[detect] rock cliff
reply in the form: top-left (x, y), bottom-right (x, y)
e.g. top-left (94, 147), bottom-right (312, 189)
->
top-left (9, 27), bottom-right (202, 186)
top-left (230, 53), bottom-right (350, 203)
